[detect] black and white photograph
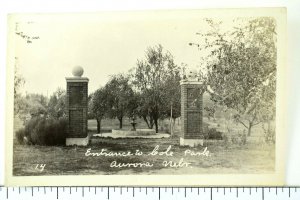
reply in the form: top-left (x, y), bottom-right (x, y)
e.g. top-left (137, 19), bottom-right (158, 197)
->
top-left (5, 8), bottom-right (287, 186)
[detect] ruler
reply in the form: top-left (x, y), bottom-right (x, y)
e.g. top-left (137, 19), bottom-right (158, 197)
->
top-left (0, 187), bottom-right (299, 200)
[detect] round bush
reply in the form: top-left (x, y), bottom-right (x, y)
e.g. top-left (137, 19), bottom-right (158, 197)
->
top-left (17, 116), bottom-right (67, 146)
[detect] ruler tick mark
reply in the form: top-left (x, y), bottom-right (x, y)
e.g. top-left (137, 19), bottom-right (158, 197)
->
top-left (210, 188), bottom-right (212, 200)
top-left (56, 187), bottom-right (58, 199)
top-left (19, 187), bottom-right (20, 194)
top-left (107, 187), bottom-right (110, 200)
top-left (262, 188), bottom-right (264, 200)
top-left (6, 187), bottom-right (8, 199)
top-left (289, 187), bottom-right (290, 197)
top-left (159, 187), bottom-right (161, 200)
top-left (82, 187), bottom-right (84, 197)
top-left (236, 188), bottom-right (238, 197)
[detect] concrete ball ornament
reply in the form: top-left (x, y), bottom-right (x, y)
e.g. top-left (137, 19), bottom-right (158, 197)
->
top-left (72, 66), bottom-right (84, 77)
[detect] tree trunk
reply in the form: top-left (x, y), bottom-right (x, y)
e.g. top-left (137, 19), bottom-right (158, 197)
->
top-left (154, 117), bottom-right (158, 133)
top-left (149, 116), bottom-right (154, 129)
top-left (96, 118), bottom-right (101, 133)
top-left (247, 123), bottom-right (252, 136)
top-left (118, 117), bottom-right (123, 129)
top-left (143, 116), bottom-right (151, 129)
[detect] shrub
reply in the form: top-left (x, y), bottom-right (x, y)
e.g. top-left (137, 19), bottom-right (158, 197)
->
top-left (15, 128), bottom-right (26, 144)
top-left (207, 128), bottom-right (223, 140)
top-left (263, 123), bottom-right (275, 144)
top-left (16, 116), bottom-right (67, 146)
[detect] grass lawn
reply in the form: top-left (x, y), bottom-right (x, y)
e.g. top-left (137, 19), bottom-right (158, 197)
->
top-left (13, 137), bottom-right (275, 176)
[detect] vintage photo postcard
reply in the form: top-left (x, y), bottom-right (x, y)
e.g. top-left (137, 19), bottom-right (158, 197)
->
top-left (5, 8), bottom-right (287, 186)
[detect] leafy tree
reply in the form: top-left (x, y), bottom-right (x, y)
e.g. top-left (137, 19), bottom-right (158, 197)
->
top-left (14, 58), bottom-right (25, 117)
top-left (105, 74), bottom-right (136, 129)
top-left (90, 87), bottom-right (109, 133)
top-left (24, 93), bottom-right (48, 117)
top-left (47, 88), bottom-right (66, 119)
top-left (193, 17), bottom-right (276, 136)
top-left (132, 44), bottom-right (181, 133)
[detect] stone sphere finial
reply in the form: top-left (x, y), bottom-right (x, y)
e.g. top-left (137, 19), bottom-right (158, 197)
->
top-left (72, 66), bottom-right (84, 77)
top-left (187, 69), bottom-right (198, 81)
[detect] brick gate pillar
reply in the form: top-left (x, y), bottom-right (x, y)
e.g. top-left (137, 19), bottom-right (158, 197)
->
top-left (180, 80), bottom-right (204, 147)
top-left (65, 66), bottom-right (89, 146)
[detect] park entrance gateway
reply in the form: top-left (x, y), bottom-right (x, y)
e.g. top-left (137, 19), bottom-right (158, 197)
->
top-left (180, 77), bottom-right (205, 147)
top-left (65, 66), bottom-right (89, 146)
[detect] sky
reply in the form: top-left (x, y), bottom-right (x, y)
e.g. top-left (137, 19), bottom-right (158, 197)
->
top-left (11, 10), bottom-right (233, 96)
